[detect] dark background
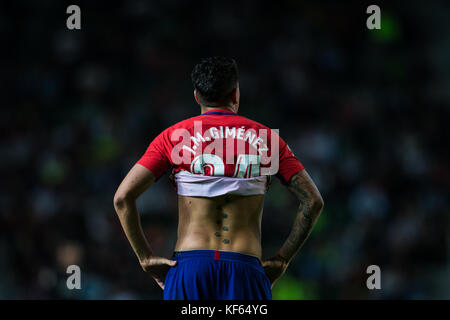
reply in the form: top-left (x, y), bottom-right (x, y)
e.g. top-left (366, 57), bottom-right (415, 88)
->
top-left (1, 0), bottom-right (449, 299)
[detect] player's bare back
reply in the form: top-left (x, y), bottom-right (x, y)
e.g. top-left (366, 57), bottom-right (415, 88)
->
top-left (176, 194), bottom-right (265, 258)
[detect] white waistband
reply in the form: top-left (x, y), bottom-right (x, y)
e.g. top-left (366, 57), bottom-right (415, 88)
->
top-left (174, 170), bottom-right (268, 197)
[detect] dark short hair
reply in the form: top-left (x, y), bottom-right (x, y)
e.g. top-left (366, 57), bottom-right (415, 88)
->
top-left (191, 56), bottom-right (239, 105)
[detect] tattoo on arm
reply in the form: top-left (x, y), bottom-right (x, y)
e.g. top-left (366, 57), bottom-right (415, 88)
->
top-left (279, 171), bottom-right (323, 262)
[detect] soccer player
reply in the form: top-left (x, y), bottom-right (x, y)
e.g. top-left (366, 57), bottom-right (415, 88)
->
top-left (113, 57), bottom-right (324, 300)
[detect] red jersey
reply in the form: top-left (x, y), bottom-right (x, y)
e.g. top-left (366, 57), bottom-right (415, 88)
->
top-left (137, 109), bottom-right (304, 189)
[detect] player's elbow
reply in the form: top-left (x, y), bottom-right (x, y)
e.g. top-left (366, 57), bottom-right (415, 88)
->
top-left (311, 192), bottom-right (324, 215)
top-left (113, 189), bottom-right (134, 212)
top-left (113, 192), bottom-right (126, 211)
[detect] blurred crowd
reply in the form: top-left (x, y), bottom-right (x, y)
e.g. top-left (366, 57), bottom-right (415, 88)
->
top-left (0, 0), bottom-right (449, 299)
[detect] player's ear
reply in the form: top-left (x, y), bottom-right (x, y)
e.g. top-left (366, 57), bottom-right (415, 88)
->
top-left (194, 90), bottom-right (200, 105)
top-left (231, 86), bottom-right (239, 105)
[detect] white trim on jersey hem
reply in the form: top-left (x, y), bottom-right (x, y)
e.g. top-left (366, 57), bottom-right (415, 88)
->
top-left (174, 170), bottom-right (268, 197)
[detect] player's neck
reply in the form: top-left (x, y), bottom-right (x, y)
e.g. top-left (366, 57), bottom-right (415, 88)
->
top-left (201, 105), bottom-right (238, 114)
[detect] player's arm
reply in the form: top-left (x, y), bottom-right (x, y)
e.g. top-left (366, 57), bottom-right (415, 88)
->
top-left (263, 170), bottom-right (323, 286)
top-left (113, 163), bottom-right (176, 289)
top-left (280, 170), bottom-right (323, 261)
top-left (113, 164), bottom-right (155, 262)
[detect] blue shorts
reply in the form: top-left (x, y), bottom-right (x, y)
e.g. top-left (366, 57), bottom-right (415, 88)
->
top-left (163, 249), bottom-right (272, 300)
